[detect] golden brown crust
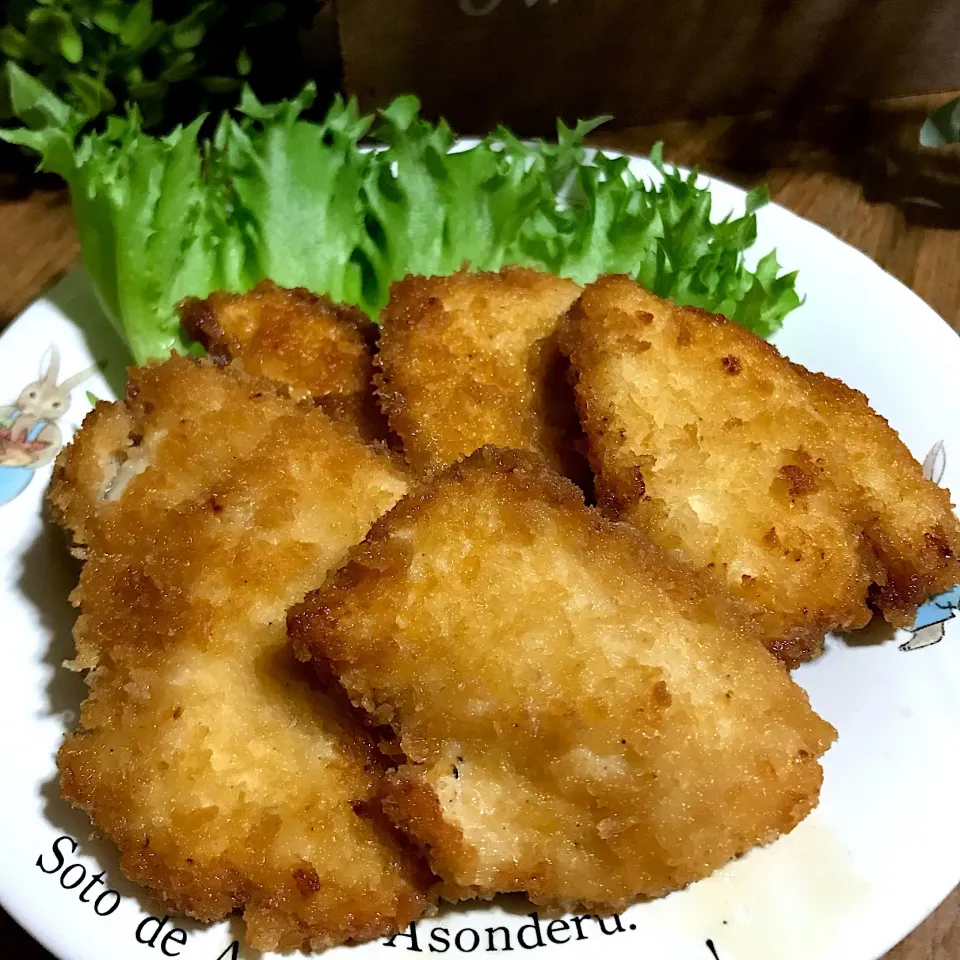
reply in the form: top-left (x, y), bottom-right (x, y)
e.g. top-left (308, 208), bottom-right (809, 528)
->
top-left (48, 400), bottom-right (136, 550)
top-left (381, 770), bottom-right (478, 903)
top-left (375, 267), bottom-right (588, 483)
top-left (561, 276), bottom-right (960, 664)
top-left (178, 280), bottom-right (390, 443)
top-left (289, 445), bottom-right (836, 911)
top-left (49, 356), bottom-right (433, 951)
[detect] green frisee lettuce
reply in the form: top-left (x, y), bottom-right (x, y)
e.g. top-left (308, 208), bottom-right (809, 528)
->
top-left (2, 80), bottom-right (801, 363)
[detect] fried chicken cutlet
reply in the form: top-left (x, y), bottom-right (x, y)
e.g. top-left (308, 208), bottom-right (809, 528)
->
top-left (178, 280), bottom-right (388, 441)
top-left (289, 446), bottom-right (836, 911)
top-left (375, 267), bottom-right (585, 479)
top-left (561, 276), bottom-right (960, 667)
top-left (48, 356), bottom-right (432, 951)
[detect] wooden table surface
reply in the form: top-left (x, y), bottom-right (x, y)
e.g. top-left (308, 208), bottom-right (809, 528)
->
top-left (1, 93), bottom-right (959, 959)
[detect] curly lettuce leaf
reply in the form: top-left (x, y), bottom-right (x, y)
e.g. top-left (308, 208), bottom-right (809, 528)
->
top-left (2, 82), bottom-right (801, 364)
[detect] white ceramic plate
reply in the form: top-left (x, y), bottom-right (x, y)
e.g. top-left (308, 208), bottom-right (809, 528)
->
top-left (1, 159), bottom-right (959, 960)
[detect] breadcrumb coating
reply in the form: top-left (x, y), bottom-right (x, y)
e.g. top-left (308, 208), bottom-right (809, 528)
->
top-left (49, 356), bottom-right (432, 952)
top-left (290, 446), bottom-right (836, 912)
top-left (561, 276), bottom-right (960, 665)
top-left (375, 267), bottom-right (586, 480)
top-left (178, 280), bottom-right (389, 441)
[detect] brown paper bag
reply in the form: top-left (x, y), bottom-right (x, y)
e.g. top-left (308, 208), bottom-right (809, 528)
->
top-left (337, 0), bottom-right (960, 133)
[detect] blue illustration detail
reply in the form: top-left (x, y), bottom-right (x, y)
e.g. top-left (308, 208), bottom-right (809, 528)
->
top-left (900, 584), bottom-right (960, 651)
top-left (899, 439), bottom-right (957, 651)
top-left (0, 346), bottom-right (97, 506)
top-left (0, 410), bottom-right (50, 503)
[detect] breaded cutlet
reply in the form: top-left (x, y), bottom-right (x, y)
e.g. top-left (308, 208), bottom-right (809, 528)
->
top-left (178, 280), bottom-right (389, 441)
top-left (289, 446), bottom-right (836, 912)
top-left (561, 276), bottom-right (960, 666)
top-left (375, 267), bottom-right (586, 480)
top-left (48, 356), bottom-right (432, 951)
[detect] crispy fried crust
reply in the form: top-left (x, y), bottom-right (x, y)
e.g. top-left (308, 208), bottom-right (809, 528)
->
top-left (289, 446), bottom-right (836, 912)
top-left (375, 267), bottom-right (587, 481)
top-left (178, 280), bottom-right (389, 442)
top-left (561, 276), bottom-right (960, 665)
top-left (49, 356), bottom-right (433, 951)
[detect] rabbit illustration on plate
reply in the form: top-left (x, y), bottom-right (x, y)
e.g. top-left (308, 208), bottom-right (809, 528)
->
top-left (899, 440), bottom-right (960, 651)
top-left (0, 345), bottom-right (97, 506)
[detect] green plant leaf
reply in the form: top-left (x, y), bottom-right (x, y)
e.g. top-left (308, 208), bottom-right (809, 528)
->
top-left (129, 20), bottom-right (166, 55)
top-left (171, 22), bottom-right (204, 49)
top-left (0, 61), bottom-right (79, 129)
top-left (26, 7), bottom-right (59, 26)
top-left (236, 48), bottom-right (251, 77)
top-left (168, 0), bottom-right (221, 42)
top-left (920, 97), bottom-right (960, 147)
top-left (745, 184), bottom-right (769, 215)
top-left (57, 20), bottom-right (84, 64)
top-left (120, 0), bottom-right (154, 48)
top-left (0, 65), bottom-right (86, 171)
top-left (92, 9), bottom-right (124, 34)
top-left (67, 71), bottom-right (115, 114)
top-left (161, 52), bottom-right (196, 83)
top-left (129, 79), bottom-right (167, 102)
top-left (23, 8), bottom-right (70, 66)
top-left (0, 25), bottom-right (29, 59)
